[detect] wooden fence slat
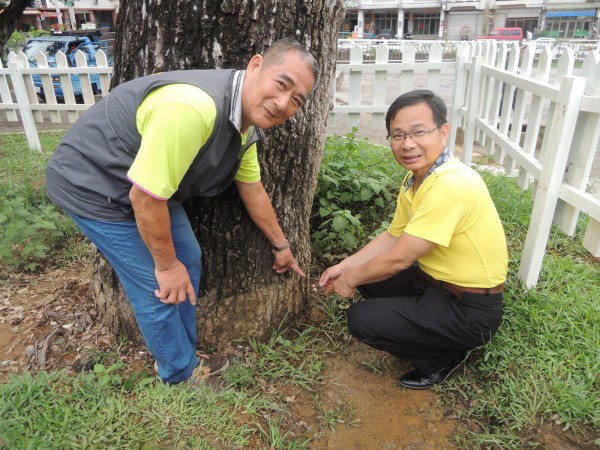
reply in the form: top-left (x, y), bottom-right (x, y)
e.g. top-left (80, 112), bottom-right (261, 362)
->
top-left (55, 51), bottom-right (79, 122)
top-left (96, 50), bottom-right (111, 99)
top-left (400, 44), bottom-right (415, 95)
top-left (518, 46), bottom-right (553, 189)
top-left (0, 58), bottom-right (18, 121)
top-left (35, 51), bottom-right (61, 123)
top-left (484, 44), bottom-right (508, 162)
top-left (461, 54), bottom-right (483, 165)
top-left (348, 45), bottom-right (363, 129)
top-left (554, 52), bottom-right (600, 235)
top-left (15, 52), bottom-right (43, 123)
top-left (373, 45), bottom-right (389, 126)
top-left (74, 51), bottom-right (95, 105)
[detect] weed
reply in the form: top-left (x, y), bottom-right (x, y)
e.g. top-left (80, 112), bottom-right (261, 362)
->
top-left (0, 132), bottom-right (82, 272)
top-left (315, 391), bottom-right (359, 431)
top-left (311, 131), bottom-right (405, 263)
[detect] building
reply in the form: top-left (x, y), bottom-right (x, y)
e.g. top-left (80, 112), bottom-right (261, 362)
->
top-left (19, 0), bottom-right (118, 32)
top-left (341, 0), bottom-right (600, 41)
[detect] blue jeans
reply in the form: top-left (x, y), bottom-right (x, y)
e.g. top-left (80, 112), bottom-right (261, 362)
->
top-left (68, 204), bottom-right (201, 383)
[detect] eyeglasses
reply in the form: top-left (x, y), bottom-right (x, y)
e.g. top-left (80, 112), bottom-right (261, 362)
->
top-left (386, 126), bottom-right (439, 143)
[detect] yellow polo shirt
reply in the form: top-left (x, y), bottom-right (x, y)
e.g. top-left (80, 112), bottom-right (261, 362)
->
top-left (127, 84), bottom-right (260, 200)
top-left (388, 157), bottom-right (508, 287)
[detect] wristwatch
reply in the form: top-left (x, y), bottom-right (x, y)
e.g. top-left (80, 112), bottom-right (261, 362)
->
top-left (272, 240), bottom-right (290, 252)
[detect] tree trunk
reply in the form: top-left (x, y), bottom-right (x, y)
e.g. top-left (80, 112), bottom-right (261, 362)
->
top-left (0, 0), bottom-right (30, 64)
top-left (92, 0), bottom-right (344, 350)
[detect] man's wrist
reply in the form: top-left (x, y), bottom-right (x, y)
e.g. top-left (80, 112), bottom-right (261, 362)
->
top-left (272, 239), bottom-right (290, 252)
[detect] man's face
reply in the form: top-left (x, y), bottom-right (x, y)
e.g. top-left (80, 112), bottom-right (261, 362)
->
top-left (241, 51), bottom-right (315, 129)
top-left (388, 101), bottom-right (449, 181)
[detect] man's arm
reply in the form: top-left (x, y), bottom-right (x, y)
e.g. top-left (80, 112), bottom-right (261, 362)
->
top-left (319, 230), bottom-right (398, 292)
top-left (335, 232), bottom-right (436, 297)
top-left (234, 180), bottom-right (305, 277)
top-left (129, 185), bottom-right (197, 305)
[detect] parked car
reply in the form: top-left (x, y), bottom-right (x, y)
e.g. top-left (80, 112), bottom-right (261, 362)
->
top-left (22, 33), bottom-right (112, 103)
top-left (378, 29), bottom-right (396, 39)
top-left (478, 27), bottom-right (524, 41)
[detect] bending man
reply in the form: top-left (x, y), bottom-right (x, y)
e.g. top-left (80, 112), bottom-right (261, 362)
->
top-left (46, 39), bottom-right (319, 384)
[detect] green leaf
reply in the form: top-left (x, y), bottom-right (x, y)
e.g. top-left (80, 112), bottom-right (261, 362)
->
top-left (360, 188), bottom-right (373, 201)
top-left (341, 232), bottom-right (356, 248)
top-left (4, 227), bottom-right (18, 241)
top-left (332, 215), bottom-right (349, 232)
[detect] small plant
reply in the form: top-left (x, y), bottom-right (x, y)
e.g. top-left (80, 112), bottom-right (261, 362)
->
top-left (0, 189), bottom-right (65, 271)
top-left (311, 131), bottom-right (405, 262)
top-left (315, 392), bottom-right (359, 431)
top-left (0, 132), bottom-right (84, 272)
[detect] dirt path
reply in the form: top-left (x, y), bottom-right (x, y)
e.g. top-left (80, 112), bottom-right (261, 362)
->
top-left (309, 352), bottom-right (458, 449)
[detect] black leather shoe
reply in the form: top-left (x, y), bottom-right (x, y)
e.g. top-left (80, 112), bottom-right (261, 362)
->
top-left (399, 352), bottom-right (467, 390)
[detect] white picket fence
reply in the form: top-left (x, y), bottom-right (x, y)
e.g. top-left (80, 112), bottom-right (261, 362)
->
top-left (0, 48), bottom-right (112, 150)
top-left (1, 41), bottom-right (599, 288)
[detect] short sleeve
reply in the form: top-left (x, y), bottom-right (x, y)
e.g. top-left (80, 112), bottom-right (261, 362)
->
top-left (127, 84), bottom-right (216, 199)
top-left (234, 143), bottom-right (261, 183)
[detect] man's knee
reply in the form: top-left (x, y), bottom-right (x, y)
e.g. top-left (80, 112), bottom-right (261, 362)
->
top-left (346, 301), bottom-right (379, 339)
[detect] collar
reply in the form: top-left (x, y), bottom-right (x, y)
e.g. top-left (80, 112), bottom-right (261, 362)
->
top-left (230, 70), bottom-right (245, 133)
top-left (405, 146), bottom-right (452, 191)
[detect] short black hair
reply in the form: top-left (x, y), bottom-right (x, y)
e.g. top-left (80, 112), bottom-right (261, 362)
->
top-left (385, 89), bottom-right (447, 134)
top-left (262, 38), bottom-right (320, 95)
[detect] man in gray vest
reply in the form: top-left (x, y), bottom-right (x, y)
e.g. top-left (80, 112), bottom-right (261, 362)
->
top-left (46, 39), bottom-right (319, 385)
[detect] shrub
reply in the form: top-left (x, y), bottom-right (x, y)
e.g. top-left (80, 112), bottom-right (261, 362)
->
top-left (311, 131), bottom-right (406, 262)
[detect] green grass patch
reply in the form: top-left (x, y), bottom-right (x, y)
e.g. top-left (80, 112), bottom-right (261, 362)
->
top-left (1, 132), bottom-right (598, 447)
top-left (0, 131), bottom-right (83, 272)
top-left (440, 175), bottom-right (599, 447)
top-left (0, 363), bottom-right (258, 449)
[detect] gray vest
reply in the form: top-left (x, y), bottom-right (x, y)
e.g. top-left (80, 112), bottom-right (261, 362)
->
top-left (46, 69), bottom-right (261, 220)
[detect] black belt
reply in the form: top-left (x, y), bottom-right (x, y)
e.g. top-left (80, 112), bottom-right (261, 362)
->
top-left (418, 269), bottom-right (505, 299)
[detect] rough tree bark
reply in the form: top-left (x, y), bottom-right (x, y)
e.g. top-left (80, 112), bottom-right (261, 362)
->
top-left (91, 0), bottom-right (344, 351)
top-left (0, 0), bottom-right (30, 63)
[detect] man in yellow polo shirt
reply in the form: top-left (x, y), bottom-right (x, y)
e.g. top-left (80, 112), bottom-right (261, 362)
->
top-left (319, 89), bottom-right (508, 389)
top-left (46, 39), bottom-right (319, 385)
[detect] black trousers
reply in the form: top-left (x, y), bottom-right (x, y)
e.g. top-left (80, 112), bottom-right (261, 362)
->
top-left (347, 264), bottom-right (503, 374)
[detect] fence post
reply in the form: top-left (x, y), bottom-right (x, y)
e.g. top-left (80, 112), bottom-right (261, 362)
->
top-left (0, 58), bottom-right (18, 121)
top-left (373, 44), bottom-right (389, 127)
top-left (553, 52), bottom-right (600, 235)
top-left (348, 45), bottom-right (363, 129)
top-left (7, 61), bottom-right (41, 152)
top-left (461, 54), bottom-right (482, 166)
top-left (448, 42), bottom-right (470, 152)
top-left (518, 75), bottom-right (585, 288)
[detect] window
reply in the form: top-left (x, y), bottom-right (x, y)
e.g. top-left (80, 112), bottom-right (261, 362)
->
top-left (405, 14), bottom-right (440, 36)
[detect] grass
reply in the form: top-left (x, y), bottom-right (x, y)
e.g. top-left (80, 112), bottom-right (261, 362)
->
top-left (0, 131), bottom-right (84, 271)
top-left (1, 131), bottom-right (599, 448)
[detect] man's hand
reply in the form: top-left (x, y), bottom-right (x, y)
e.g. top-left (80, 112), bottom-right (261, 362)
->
top-left (154, 260), bottom-right (197, 305)
top-left (319, 264), bottom-right (343, 295)
top-left (272, 248), bottom-right (306, 277)
top-left (332, 272), bottom-right (356, 298)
